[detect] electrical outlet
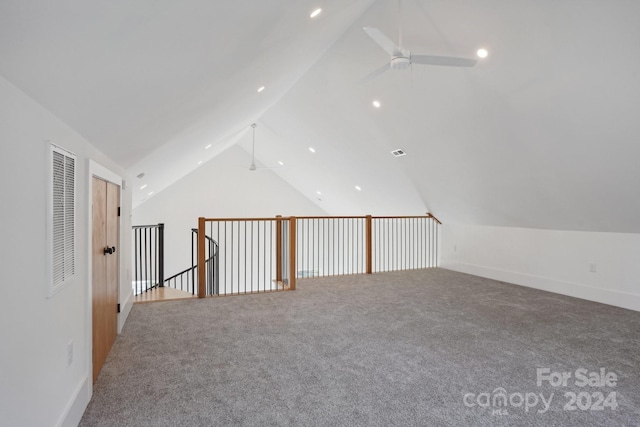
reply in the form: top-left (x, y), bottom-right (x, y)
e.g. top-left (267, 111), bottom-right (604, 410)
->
top-left (589, 263), bottom-right (597, 273)
top-left (67, 341), bottom-right (73, 366)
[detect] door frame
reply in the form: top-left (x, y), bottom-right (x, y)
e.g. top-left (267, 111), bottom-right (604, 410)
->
top-left (87, 160), bottom-right (123, 387)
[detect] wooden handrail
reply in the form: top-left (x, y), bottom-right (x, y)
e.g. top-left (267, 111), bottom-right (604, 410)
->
top-left (199, 215), bottom-right (438, 221)
top-left (426, 213), bottom-right (442, 224)
top-left (294, 215), bottom-right (368, 220)
top-left (200, 216), bottom-right (289, 222)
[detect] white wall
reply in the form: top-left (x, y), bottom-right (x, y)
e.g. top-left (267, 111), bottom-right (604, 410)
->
top-left (133, 144), bottom-right (327, 279)
top-left (440, 224), bottom-right (640, 312)
top-left (0, 75), bottom-right (133, 426)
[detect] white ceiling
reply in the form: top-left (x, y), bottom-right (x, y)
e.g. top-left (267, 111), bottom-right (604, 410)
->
top-left (2, 0), bottom-right (639, 232)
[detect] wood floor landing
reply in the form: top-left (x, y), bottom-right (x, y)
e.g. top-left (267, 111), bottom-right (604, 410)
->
top-left (134, 287), bottom-right (197, 304)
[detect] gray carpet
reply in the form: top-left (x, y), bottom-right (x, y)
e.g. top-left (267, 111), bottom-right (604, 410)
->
top-left (80, 268), bottom-right (640, 426)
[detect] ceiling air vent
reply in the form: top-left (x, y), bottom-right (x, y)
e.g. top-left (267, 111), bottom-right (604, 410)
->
top-left (391, 149), bottom-right (406, 157)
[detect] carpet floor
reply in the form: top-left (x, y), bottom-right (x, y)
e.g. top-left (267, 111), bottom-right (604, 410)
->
top-left (80, 268), bottom-right (640, 426)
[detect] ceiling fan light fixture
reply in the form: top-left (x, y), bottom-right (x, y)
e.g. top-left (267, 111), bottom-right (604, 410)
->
top-left (390, 56), bottom-right (410, 70)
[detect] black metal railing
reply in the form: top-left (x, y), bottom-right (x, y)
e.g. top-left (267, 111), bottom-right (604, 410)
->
top-left (200, 218), bottom-right (288, 296)
top-left (132, 223), bottom-right (164, 295)
top-left (161, 229), bottom-right (219, 295)
top-left (132, 223), bottom-right (219, 296)
top-left (294, 215), bottom-right (438, 277)
top-left (138, 215), bottom-right (439, 299)
top-left (194, 228), bottom-right (219, 295)
top-left (195, 214), bottom-right (439, 297)
top-left (295, 217), bottom-right (366, 277)
top-left (372, 216), bottom-right (438, 272)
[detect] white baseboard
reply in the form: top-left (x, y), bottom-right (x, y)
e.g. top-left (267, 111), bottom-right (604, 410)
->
top-left (57, 375), bottom-right (90, 427)
top-left (118, 289), bottom-right (134, 333)
top-left (443, 262), bottom-right (640, 312)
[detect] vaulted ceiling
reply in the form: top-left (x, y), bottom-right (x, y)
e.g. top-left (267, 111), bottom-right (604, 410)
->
top-left (2, 0), bottom-right (639, 232)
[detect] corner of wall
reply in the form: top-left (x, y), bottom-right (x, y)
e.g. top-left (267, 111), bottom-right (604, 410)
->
top-left (118, 289), bottom-right (134, 333)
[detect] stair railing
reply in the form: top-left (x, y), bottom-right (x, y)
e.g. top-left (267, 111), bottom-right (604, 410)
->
top-left (132, 223), bottom-right (164, 295)
top-left (132, 224), bottom-right (218, 296)
top-left (161, 229), bottom-right (218, 295)
top-left (191, 228), bottom-right (219, 295)
top-left (195, 214), bottom-right (441, 297)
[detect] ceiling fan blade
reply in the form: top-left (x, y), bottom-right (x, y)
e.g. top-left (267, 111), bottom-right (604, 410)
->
top-left (363, 27), bottom-right (402, 57)
top-left (411, 54), bottom-right (477, 67)
top-left (359, 63), bottom-right (390, 85)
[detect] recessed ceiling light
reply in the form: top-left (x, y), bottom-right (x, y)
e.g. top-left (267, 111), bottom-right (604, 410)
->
top-left (477, 48), bottom-right (488, 58)
top-left (316, 191), bottom-right (322, 195)
top-left (310, 8), bottom-right (322, 18)
top-left (278, 161), bottom-right (284, 166)
top-left (355, 185), bottom-right (362, 191)
top-left (257, 86), bottom-right (265, 93)
top-left (372, 100), bottom-right (381, 108)
top-left (148, 191), bottom-right (154, 196)
top-left (309, 147), bottom-right (316, 153)
top-left (140, 184), bottom-right (148, 190)
top-left (197, 160), bottom-right (203, 165)
top-left (205, 144), bottom-right (212, 150)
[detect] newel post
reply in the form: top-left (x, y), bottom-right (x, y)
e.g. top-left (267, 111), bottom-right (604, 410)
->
top-left (197, 217), bottom-right (206, 298)
top-left (158, 223), bottom-right (165, 287)
top-left (289, 216), bottom-right (296, 290)
top-left (275, 215), bottom-right (283, 284)
top-left (366, 215), bottom-right (372, 274)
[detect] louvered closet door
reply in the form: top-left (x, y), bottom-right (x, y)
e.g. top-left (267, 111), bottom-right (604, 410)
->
top-left (92, 177), bottom-right (119, 383)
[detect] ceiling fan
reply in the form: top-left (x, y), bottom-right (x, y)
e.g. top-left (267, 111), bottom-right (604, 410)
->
top-left (361, 0), bottom-right (477, 83)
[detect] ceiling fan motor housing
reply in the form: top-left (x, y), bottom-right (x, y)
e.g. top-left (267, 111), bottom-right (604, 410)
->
top-left (391, 56), bottom-right (411, 70)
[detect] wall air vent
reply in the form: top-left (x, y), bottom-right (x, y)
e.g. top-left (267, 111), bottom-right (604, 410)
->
top-left (48, 142), bottom-right (76, 296)
top-left (391, 149), bottom-right (406, 157)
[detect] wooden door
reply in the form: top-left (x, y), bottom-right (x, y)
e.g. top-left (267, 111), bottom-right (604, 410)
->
top-left (92, 177), bottom-right (120, 383)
